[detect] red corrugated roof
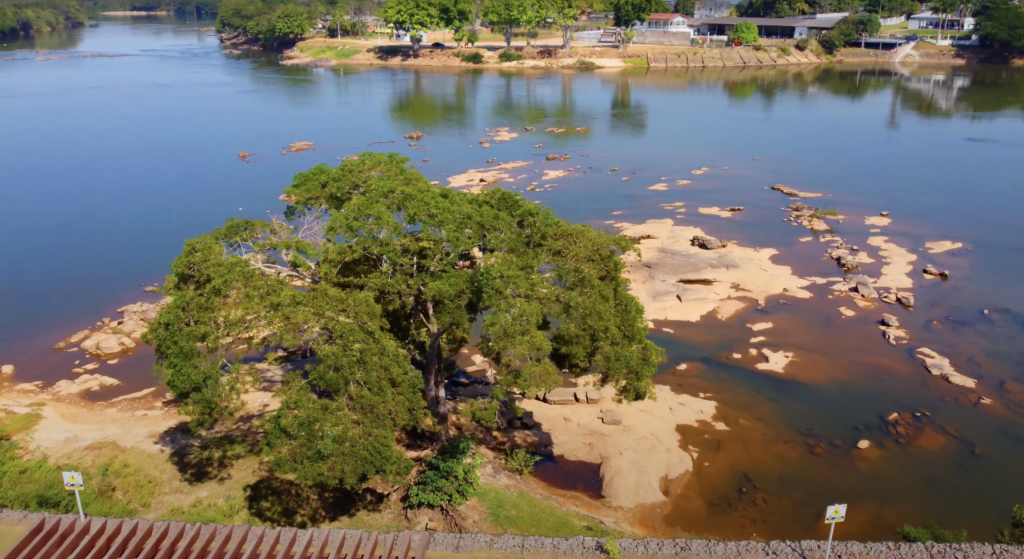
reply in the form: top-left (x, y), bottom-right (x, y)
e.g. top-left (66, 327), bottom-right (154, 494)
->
top-left (646, 12), bottom-right (688, 20)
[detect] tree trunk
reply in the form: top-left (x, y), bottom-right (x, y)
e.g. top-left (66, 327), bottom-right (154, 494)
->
top-left (505, 27), bottom-right (513, 49)
top-left (421, 328), bottom-right (451, 442)
top-left (561, 25), bottom-right (572, 51)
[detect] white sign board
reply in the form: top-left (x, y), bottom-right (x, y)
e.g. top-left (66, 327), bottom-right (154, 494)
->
top-left (62, 471), bottom-right (84, 491)
top-left (824, 504), bottom-right (847, 524)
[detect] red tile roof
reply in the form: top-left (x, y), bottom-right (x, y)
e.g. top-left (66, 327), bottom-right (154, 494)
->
top-left (647, 12), bottom-right (688, 20)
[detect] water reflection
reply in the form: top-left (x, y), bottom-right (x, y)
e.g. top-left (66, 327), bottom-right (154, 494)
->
top-left (610, 80), bottom-right (648, 135)
top-left (389, 70), bottom-right (478, 132)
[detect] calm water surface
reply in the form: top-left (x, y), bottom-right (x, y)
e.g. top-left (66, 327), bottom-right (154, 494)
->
top-left (2, 16), bottom-right (1024, 542)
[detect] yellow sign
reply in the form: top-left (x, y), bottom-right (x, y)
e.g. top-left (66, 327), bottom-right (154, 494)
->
top-left (63, 471), bottom-right (84, 491)
top-left (824, 504), bottom-right (847, 524)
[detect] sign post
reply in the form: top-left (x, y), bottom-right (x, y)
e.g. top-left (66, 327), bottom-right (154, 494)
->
top-left (62, 471), bottom-right (85, 521)
top-left (823, 504), bottom-right (847, 559)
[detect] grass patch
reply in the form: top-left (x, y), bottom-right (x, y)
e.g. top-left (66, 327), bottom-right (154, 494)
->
top-left (881, 20), bottom-right (909, 32)
top-left (897, 521), bottom-right (967, 543)
top-left (461, 52), bottom-right (485, 64)
top-left (163, 495), bottom-right (256, 525)
top-left (778, 45), bottom-right (792, 56)
top-left (811, 207), bottom-right (839, 219)
top-left (475, 485), bottom-right (618, 537)
top-left (498, 50), bottom-right (524, 62)
top-left (300, 46), bottom-right (361, 61)
top-left (0, 412), bottom-right (41, 438)
top-left (573, 59), bottom-right (598, 71)
top-left (622, 57), bottom-right (647, 67)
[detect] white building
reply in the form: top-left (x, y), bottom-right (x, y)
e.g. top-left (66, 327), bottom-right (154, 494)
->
top-left (908, 10), bottom-right (975, 31)
top-left (693, 1), bottom-right (731, 18)
top-left (635, 13), bottom-right (692, 31)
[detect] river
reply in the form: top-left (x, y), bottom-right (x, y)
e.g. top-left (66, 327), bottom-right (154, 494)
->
top-left (2, 15), bottom-right (1024, 543)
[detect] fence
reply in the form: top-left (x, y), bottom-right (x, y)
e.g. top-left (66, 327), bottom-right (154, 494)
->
top-left (879, 14), bottom-right (907, 26)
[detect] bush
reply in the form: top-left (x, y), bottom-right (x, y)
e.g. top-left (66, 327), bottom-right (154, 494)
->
top-left (691, 37), bottom-right (701, 46)
top-left (453, 27), bottom-right (467, 46)
top-left (406, 435), bottom-right (482, 509)
top-left (574, 58), bottom-right (598, 71)
top-left (461, 51), bottom-right (484, 64)
top-left (752, 43), bottom-right (765, 51)
top-left (778, 45), bottom-right (793, 56)
top-left (795, 37), bottom-right (810, 51)
top-left (467, 32), bottom-right (479, 46)
top-left (729, 21), bottom-right (759, 45)
top-left (897, 521), bottom-right (967, 543)
top-left (498, 50), bottom-right (524, 62)
top-left (996, 504), bottom-right (1024, 545)
top-left (603, 537), bottom-right (620, 559)
top-left (503, 448), bottom-right (541, 476)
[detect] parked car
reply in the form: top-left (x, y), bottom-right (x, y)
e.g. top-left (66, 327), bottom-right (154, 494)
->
top-left (431, 42), bottom-right (445, 48)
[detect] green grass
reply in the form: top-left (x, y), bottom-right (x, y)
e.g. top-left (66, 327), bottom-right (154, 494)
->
top-left (811, 207), bottom-right (839, 219)
top-left (163, 495), bottom-right (256, 525)
top-left (475, 485), bottom-right (620, 538)
top-left (0, 412), bottom-right (41, 437)
top-left (880, 21), bottom-right (909, 32)
top-left (622, 57), bottom-right (647, 67)
top-left (300, 46), bottom-right (361, 61)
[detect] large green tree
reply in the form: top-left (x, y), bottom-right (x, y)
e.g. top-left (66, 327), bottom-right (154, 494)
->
top-left (549, 0), bottom-right (598, 50)
top-left (609, 0), bottom-right (668, 27)
top-left (148, 155), bottom-right (661, 484)
top-left (482, 0), bottom-right (530, 49)
top-left (975, 0), bottom-right (1024, 51)
top-left (380, 0), bottom-right (441, 49)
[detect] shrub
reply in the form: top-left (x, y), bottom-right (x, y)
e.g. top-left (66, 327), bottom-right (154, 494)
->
top-left (691, 37), bottom-right (701, 46)
top-left (897, 521), bottom-right (967, 543)
top-left (503, 448), bottom-right (541, 476)
top-left (406, 435), bottom-right (482, 509)
top-left (467, 31), bottom-right (479, 46)
top-left (795, 37), bottom-right (810, 51)
top-left (729, 21), bottom-right (759, 45)
top-left (779, 45), bottom-right (793, 56)
top-left (996, 504), bottom-right (1024, 545)
top-left (453, 27), bottom-right (467, 46)
top-left (461, 51), bottom-right (484, 64)
top-left (752, 43), bottom-right (765, 51)
top-left (574, 58), bottom-right (598, 71)
top-left (603, 537), bottom-right (620, 559)
top-left (498, 50), bottom-right (524, 62)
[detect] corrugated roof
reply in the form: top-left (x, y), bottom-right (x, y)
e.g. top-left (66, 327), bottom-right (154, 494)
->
top-left (6, 515), bottom-right (431, 559)
top-left (691, 16), bottom-right (842, 27)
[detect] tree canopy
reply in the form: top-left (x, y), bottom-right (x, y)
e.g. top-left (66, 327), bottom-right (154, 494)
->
top-left (976, 0), bottom-right (1024, 53)
top-left (482, 0), bottom-right (531, 49)
top-left (215, 0), bottom-right (313, 44)
top-left (148, 153), bottom-right (662, 491)
top-left (0, 0), bottom-right (85, 38)
top-left (609, 0), bottom-right (669, 27)
top-left (729, 20), bottom-right (759, 44)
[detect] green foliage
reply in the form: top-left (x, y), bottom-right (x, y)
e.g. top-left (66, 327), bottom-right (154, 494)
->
top-left (475, 485), bottom-right (619, 537)
top-left (484, 0), bottom-right (531, 48)
top-left (673, 0), bottom-right (694, 15)
top-left (976, 0), bottom-right (1024, 53)
top-left (574, 58), bottom-right (598, 70)
top-left (502, 448), bottom-right (541, 476)
top-left (603, 537), bottom-right (620, 559)
top-left (0, 0), bottom-right (85, 37)
top-left (795, 37), bottom-right (810, 50)
top-left (215, 0), bottom-right (312, 44)
top-left (0, 433), bottom-right (156, 518)
top-left (752, 42), bottom-right (765, 50)
top-left (729, 20), bottom-right (759, 44)
top-left (996, 504), bottom-right (1024, 545)
top-left (549, 0), bottom-right (597, 49)
top-left (453, 26), bottom-right (467, 45)
top-left (778, 44), bottom-right (792, 55)
top-left (407, 435), bottom-right (482, 508)
top-left (216, 0), bottom-right (262, 31)
top-left (498, 49), bottom-right (524, 61)
top-left (466, 30), bottom-right (479, 44)
top-left (461, 50), bottom-right (484, 63)
top-left (811, 207), bottom-right (838, 218)
top-left (608, 0), bottom-right (669, 27)
top-left (151, 152), bottom-right (662, 494)
top-left (896, 521), bottom-right (967, 543)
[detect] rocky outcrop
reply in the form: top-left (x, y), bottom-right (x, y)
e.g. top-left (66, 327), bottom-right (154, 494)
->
top-left (915, 348), bottom-right (977, 388)
top-left (56, 297), bottom-right (170, 363)
top-left (0, 365), bottom-right (13, 375)
top-left (690, 235), bottom-right (727, 250)
top-left (771, 184), bottom-right (822, 198)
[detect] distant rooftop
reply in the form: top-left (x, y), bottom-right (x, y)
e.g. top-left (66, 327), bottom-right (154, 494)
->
top-left (691, 16), bottom-right (843, 27)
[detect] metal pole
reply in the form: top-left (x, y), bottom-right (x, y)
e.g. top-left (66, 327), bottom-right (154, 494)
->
top-left (824, 522), bottom-right (835, 559)
top-left (74, 489), bottom-right (85, 521)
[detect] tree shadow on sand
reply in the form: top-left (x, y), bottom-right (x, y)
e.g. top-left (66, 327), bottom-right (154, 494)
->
top-left (156, 422), bottom-right (261, 484)
top-left (244, 473), bottom-right (388, 528)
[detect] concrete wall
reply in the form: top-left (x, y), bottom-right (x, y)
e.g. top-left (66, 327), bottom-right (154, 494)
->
top-left (634, 29), bottom-right (694, 46)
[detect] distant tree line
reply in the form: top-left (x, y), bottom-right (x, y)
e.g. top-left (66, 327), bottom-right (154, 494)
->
top-left (0, 0), bottom-right (85, 37)
top-left (735, 0), bottom-right (919, 18)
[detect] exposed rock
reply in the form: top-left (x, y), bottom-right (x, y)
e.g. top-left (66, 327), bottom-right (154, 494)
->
top-left (50, 374), bottom-right (122, 396)
top-left (771, 184), bottom-right (822, 198)
top-left (856, 439), bottom-right (871, 449)
top-left (748, 322), bottom-right (773, 332)
top-left (523, 126), bottom-right (535, 132)
top-left (838, 307), bottom-right (856, 317)
top-left (66, 330), bottom-right (91, 344)
top-left (867, 236), bottom-right (917, 290)
top-left (80, 334), bottom-right (136, 357)
top-left (697, 207), bottom-right (740, 218)
top-left (0, 365), bottom-right (13, 375)
top-left (81, 363), bottom-right (100, 372)
top-left (446, 161), bottom-right (531, 194)
top-left (648, 183), bottom-right (669, 191)
top-left (880, 211), bottom-right (890, 217)
top-left (280, 141), bottom-right (314, 155)
top-left (520, 411), bottom-right (536, 429)
top-left (865, 216), bottom-right (891, 227)
top-left (600, 408), bottom-right (623, 425)
top-left (897, 292), bottom-right (915, 307)
top-left (403, 131), bottom-right (424, 141)
top-left (675, 180), bottom-right (691, 185)
top-left (580, 388), bottom-right (603, 404)
top-left (846, 274), bottom-right (878, 299)
top-left (915, 348), bottom-right (977, 388)
top-left (755, 349), bottom-right (794, 373)
top-left (881, 314), bottom-right (900, 327)
top-left (923, 264), bottom-right (939, 276)
top-left (543, 387), bottom-right (577, 405)
top-left (725, 207), bottom-right (745, 212)
top-left (237, 150), bottom-right (250, 162)
top-left (880, 292), bottom-right (898, 304)
top-left (924, 241), bottom-right (962, 254)
top-left (690, 235), bottom-right (728, 250)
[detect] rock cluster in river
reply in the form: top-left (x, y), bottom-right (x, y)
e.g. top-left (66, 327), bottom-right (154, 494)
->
top-left (55, 297), bottom-right (170, 369)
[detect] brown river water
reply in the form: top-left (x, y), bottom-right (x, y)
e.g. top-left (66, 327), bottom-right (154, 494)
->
top-left (2, 15), bottom-right (1024, 542)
